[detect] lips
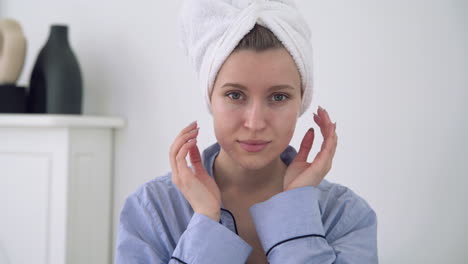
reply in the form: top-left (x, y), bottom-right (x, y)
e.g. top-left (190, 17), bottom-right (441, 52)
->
top-left (238, 140), bottom-right (271, 152)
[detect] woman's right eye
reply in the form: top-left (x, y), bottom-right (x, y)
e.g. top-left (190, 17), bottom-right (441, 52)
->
top-left (226, 92), bottom-right (243, 100)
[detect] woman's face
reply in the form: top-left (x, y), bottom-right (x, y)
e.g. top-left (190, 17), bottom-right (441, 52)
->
top-left (211, 48), bottom-right (302, 170)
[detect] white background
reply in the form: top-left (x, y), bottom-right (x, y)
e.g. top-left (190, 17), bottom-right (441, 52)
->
top-left (1, 0), bottom-right (467, 263)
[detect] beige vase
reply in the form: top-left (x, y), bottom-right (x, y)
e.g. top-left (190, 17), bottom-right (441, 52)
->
top-left (0, 18), bottom-right (27, 85)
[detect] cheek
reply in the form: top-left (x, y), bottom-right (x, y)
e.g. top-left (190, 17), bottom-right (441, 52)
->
top-left (273, 104), bottom-right (300, 138)
top-left (212, 97), bottom-right (245, 121)
top-left (212, 101), bottom-right (241, 138)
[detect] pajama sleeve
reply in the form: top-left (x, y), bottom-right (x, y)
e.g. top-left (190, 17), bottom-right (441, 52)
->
top-left (249, 186), bottom-right (378, 264)
top-left (115, 193), bottom-right (252, 264)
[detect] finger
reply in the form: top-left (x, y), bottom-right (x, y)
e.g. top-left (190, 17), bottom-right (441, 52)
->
top-left (170, 125), bottom-right (200, 174)
top-left (324, 127), bottom-right (337, 162)
top-left (172, 127), bottom-right (199, 162)
top-left (314, 124), bottom-right (338, 171)
top-left (330, 123), bottom-right (338, 157)
top-left (314, 113), bottom-right (327, 138)
top-left (170, 121), bottom-right (198, 159)
top-left (318, 106), bottom-right (333, 130)
top-left (189, 142), bottom-right (221, 202)
top-left (295, 128), bottom-right (315, 162)
top-left (175, 127), bottom-right (200, 149)
top-left (313, 113), bottom-right (323, 129)
top-left (307, 108), bottom-right (338, 176)
top-left (316, 107), bottom-right (331, 138)
top-left (175, 139), bottom-right (198, 186)
top-left (170, 121), bottom-right (197, 171)
top-left (318, 106), bottom-right (332, 123)
top-left (189, 143), bottom-right (206, 175)
top-left (318, 106), bottom-right (336, 142)
top-left (171, 131), bottom-right (198, 176)
top-left (320, 121), bottom-right (336, 153)
top-left (324, 129), bottom-right (338, 171)
top-left (177, 121), bottom-right (198, 138)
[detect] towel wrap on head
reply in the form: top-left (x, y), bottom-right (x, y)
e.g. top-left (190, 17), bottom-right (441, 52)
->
top-left (178, 0), bottom-right (314, 116)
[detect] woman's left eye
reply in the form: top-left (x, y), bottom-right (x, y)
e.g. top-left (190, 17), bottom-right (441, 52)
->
top-left (272, 94), bottom-right (288, 102)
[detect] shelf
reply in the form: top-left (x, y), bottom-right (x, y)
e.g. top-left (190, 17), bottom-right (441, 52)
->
top-left (0, 114), bottom-right (125, 128)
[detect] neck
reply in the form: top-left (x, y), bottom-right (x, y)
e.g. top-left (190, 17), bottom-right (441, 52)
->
top-left (213, 149), bottom-right (286, 195)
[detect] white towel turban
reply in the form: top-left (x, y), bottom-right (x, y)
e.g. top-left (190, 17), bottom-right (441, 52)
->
top-left (178, 0), bottom-right (314, 116)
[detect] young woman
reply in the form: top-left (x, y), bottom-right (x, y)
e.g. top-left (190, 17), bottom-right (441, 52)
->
top-left (116, 2), bottom-right (378, 264)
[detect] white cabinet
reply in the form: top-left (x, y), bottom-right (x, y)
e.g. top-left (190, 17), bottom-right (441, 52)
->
top-left (0, 114), bottom-right (125, 264)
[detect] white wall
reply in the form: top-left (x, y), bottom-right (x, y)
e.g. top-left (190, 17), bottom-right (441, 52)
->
top-left (2, 0), bottom-right (467, 263)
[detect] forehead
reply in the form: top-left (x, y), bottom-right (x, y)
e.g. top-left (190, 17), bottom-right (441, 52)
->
top-left (214, 48), bottom-right (301, 92)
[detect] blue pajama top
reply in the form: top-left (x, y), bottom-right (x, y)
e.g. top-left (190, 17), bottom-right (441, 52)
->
top-left (116, 142), bottom-right (378, 263)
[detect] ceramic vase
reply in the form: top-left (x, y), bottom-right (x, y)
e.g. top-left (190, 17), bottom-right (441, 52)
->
top-left (0, 18), bottom-right (27, 113)
top-left (28, 24), bottom-right (83, 114)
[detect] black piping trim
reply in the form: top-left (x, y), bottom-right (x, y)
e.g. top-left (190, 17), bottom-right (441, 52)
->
top-left (220, 208), bottom-right (239, 235)
top-left (266, 234), bottom-right (326, 256)
top-left (170, 256), bottom-right (188, 264)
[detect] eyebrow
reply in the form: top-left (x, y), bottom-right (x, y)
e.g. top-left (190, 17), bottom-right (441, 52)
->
top-left (221, 83), bottom-right (296, 92)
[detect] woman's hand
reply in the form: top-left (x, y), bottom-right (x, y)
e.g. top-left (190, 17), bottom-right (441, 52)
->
top-left (283, 106), bottom-right (338, 191)
top-left (170, 121), bottom-right (222, 222)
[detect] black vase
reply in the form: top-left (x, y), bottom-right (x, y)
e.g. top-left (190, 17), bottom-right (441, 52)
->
top-left (28, 25), bottom-right (83, 114)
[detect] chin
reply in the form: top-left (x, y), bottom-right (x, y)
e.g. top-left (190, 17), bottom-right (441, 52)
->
top-left (237, 156), bottom-right (272, 171)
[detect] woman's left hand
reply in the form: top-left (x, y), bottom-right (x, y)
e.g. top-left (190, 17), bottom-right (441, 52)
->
top-left (283, 106), bottom-right (338, 191)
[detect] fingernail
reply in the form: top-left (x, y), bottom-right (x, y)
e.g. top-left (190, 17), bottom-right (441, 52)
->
top-left (188, 120), bottom-right (197, 127)
top-left (309, 127), bottom-right (314, 133)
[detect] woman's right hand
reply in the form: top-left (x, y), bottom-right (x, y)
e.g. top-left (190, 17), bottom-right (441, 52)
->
top-left (170, 121), bottom-right (222, 222)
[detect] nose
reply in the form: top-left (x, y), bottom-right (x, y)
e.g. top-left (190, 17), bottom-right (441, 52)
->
top-left (243, 100), bottom-right (267, 131)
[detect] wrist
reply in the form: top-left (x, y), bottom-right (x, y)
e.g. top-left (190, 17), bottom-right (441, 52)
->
top-left (284, 181), bottom-right (320, 192)
top-left (197, 209), bottom-right (221, 222)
